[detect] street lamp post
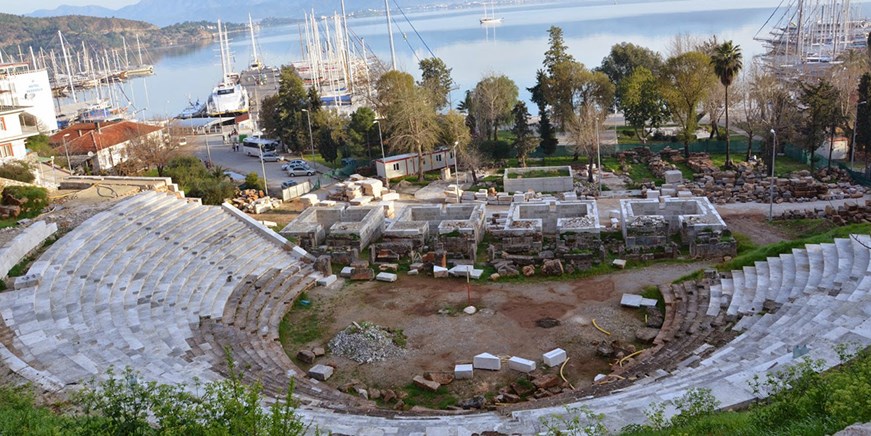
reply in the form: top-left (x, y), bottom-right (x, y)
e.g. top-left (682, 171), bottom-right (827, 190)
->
top-left (301, 109), bottom-right (315, 164)
top-left (453, 141), bottom-right (460, 203)
top-left (374, 120), bottom-right (388, 189)
top-left (62, 133), bottom-right (72, 172)
top-left (851, 101), bottom-right (867, 170)
top-left (258, 143), bottom-right (269, 196)
top-left (595, 116), bottom-right (602, 194)
top-left (769, 129), bottom-right (777, 221)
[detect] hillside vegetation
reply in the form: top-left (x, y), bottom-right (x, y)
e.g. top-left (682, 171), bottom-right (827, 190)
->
top-left (0, 13), bottom-right (224, 55)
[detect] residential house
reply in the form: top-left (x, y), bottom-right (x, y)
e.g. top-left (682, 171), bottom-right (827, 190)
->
top-left (49, 121), bottom-right (163, 173)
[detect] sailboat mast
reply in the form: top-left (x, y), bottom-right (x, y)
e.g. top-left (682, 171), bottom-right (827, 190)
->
top-left (58, 31), bottom-right (77, 103)
top-left (136, 34), bottom-right (144, 66)
top-left (218, 20), bottom-right (228, 81)
top-left (385, 0), bottom-right (397, 70)
top-left (341, 0), bottom-right (353, 92)
top-left (249, 14), bottom-right (259, 67)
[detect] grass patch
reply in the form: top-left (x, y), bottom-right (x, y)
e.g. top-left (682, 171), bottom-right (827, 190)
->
top-left (672, 269), bottom-right (705, 284)
top-left (707, 152), bottom-right (806, 176)
top-left (401, 383), bottom-right (458, 410)
top-left (731, 231), bottom-right (757, 254)
top-left (506, 168), bottom-right (570, 179)
top-left (770, 218), bottom-right (836, 240)
top-left (673, 161), bottom-right (694, 180)
top-left (641, 285), bottom-right (665, 314)
top-left (719, 223), bottom-right (871, 272)
top-left (278, 292), bottom-right (331, 349)
top-left (398, 171), bottom-right (442, 186)
top-left (0, 217), bottom-right (19, 229)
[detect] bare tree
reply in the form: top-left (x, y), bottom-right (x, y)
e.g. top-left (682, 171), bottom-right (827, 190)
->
top-left (127, 130), bottom-right (179, 176)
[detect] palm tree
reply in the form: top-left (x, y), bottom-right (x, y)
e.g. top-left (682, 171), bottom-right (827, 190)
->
top-left (711, 41), bottom-right (743, 167)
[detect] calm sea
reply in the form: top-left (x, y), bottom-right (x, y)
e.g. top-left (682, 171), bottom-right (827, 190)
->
top-left (67, 0), bottom-right (870, 119)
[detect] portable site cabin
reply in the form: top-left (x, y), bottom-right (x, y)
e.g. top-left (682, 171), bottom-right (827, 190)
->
top-left (375, 148), bottom-right (457, 179)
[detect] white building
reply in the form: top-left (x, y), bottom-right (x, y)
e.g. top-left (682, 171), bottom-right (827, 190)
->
top-left (49, 121), bottom-right (163, 173)
top-left (375, 148), bottom-right (457, 180)
top-left (0, 63), bottom-right (58, 132)
top-left (0, 106), bottom-right (39, 162)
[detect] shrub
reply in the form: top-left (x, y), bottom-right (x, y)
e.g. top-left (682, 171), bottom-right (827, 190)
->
top-left (2, 186), bottom-right (48, 218)
top-left (163, 156), bottom-right (236, 205)
top-left (243, 172), bottom-right (265, 191)
top-left (0, 161), bottom-right (35, 183)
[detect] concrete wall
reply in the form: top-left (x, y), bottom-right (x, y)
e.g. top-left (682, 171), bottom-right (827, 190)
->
top-left (621, 197), bottom-right (727, 247)
top-left (503, 166), bottom-right (574, 193)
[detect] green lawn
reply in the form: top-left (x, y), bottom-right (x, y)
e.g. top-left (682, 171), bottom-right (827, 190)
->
top-left (707, 153), bottom-right (806, 177)
top-left (506, 168), bottom-right (570, 179)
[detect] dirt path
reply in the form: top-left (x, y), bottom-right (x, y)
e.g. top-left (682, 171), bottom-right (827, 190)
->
top-left (719, 213), bottom-right (788, 246)
top-left (285, 262), bottom-right (706, 408)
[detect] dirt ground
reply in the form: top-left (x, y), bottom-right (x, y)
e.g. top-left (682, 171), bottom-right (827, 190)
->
top-left (284, 262), bottom-right (703, 407)
top-left (718, 212), bottom-right (788, 246)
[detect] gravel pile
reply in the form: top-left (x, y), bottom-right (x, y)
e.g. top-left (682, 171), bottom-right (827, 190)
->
top-left (328, 323), bottom-right (405, 364)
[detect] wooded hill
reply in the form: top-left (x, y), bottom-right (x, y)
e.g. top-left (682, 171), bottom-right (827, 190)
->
top-left (0, 14), bottom-right (237, 58)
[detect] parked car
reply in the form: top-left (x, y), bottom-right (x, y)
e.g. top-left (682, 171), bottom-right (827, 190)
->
top-left (281, 180), bottom-right (299, 189)
top-left (260, 151), bottom-right (281, 162)
top-left (282, 160), bottom-right (310, 171)
top-left (177, 137), bottom-right (188, 146)
top-left (286, 164), bottom-right (315, 176)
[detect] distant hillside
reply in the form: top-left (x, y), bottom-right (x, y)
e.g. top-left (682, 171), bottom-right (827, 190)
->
top-left (29, 0), bottom-right (462, 26)
top-left (0, 14), bottom-right (244, 57)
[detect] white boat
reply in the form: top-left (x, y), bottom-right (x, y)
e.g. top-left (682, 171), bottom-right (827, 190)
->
top-left (206, 19), bottom-right (250, 116)
top-left (247, 14), bottom-right (264, 71)
top-left (480, 2), bottom-right (503, 24)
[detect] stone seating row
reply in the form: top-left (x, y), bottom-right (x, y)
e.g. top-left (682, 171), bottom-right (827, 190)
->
top-left (0, 192), bottom-right (313, 393)
top-left (720, 236), bottom-right (871, 321)
top-left (2, 191), bottom-right (871, 434)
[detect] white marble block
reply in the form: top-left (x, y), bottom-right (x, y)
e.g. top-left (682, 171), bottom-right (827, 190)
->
top-left (543, 348), bottom-right (567, 367)
top-left (508, 356), bottom-right (536, 373)
top-left (454, 364), bottom-right (473, 380)
top-left (473, 352), bottom-right (501, 371)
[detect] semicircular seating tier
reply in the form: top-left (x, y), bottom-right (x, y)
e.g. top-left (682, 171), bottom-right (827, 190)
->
top-left (0, 190), bottom-right (870, 434)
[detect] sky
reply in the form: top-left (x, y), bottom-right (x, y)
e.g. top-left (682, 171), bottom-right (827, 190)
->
top-left (6, 0), bottom-right (139, 15)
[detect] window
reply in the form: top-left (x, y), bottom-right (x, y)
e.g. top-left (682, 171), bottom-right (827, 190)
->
top-left (0, 117), bottom-right (5, 131)
top-left (0, 143), bottom-right (12, 158)
top-left (392, 163), bottom-right (400, 171)
top-left (435, 154), bottom-right (442, 162)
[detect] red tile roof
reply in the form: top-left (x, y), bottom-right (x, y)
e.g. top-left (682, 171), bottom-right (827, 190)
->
top-left (50, 121), bottom-right (162, 155)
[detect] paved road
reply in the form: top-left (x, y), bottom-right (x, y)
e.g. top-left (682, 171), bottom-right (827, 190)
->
top-left (187, 134), bottom-right (335, 195)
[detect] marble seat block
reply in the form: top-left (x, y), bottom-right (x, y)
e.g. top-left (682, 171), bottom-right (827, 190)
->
top-left (454, 363), bottom-right (473, 380)
top-left (620, 294), bottom-right (642, 307)
top-left (375, 272), bottom-right (397, 282)
top-left (473, 352), bottom-right (501, 371)
top-left (508, 356), bottom-right (536, 373)
top-left (339, 267), bottom-right (354, 278)
top-left (543, 348), bottom-right (567, 367)
top-left (316, 275), bottom-right (337, 286)
top-left (308, 364), bottom-right (334, 381)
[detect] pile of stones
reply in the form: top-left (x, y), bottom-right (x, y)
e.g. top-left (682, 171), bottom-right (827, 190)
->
top-left (328, 322), bottom-right (405, 364)
top-left (682, 168), bottom-right (866, 205)
top-left (230, 189), bottom-right (281, 214)
top-left (776, 200), bottom-right (871, 225)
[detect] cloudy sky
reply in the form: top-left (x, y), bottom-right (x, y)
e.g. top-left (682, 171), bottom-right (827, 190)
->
top-left (7, 0), bottom-right (139, 15)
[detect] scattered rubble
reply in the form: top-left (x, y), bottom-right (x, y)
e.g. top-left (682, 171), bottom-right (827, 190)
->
top-left (328, 323), bottom-right (406, 364)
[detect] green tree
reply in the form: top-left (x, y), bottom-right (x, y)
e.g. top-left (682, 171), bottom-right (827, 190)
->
top-left (857, 73), bottom-right (871, 172)
top-left (375, 70), bottom-right (415, 115)
top-left (347, 106), bottom-right (376, 158)
top-left (799, 80), bottom-right (842, 171)
top-left (511, 101), bottom-right (537, 167)
top-left (439, 110), bottom-right (477, 184)
top-left (711, 40), bottom-right (743, 167)
top-left (538, 110), bottom-right (558, 159)
top-left (384, 85), bottom-right (439, 181)
top-left (260, 66), bottom-right (309, 153)
top-left (620, 66), bottom-right (668, 143)
top-left (540, 26), bottom-right (579, 130)
top-left (660, 50), bottom-right (717, 158)
top-left (597, 42), bottom-right (663, 103)
top-left (564, 67), bottom-right (615, 181)
top-left (470, 74), bottom-right (519, 141)
top-left (314, 110), bottom-right (347, 165)
top-left (418, 57), bottom-right (455, 111)
top-left (243, 172), bottom-right (265, 191)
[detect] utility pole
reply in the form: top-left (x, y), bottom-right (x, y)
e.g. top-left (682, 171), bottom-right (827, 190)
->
top-left (385, 0), bottom-right (397, 70)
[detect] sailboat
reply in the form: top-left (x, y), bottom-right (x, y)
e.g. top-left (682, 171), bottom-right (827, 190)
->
top-left (479, 1), bottom-right (503, 25)
top-left (205, 19), bottom-right (250, 117)
top-left (125, 35), bottom-right (154, 77)
top-left (247, 14), bottom-right (263, 71)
